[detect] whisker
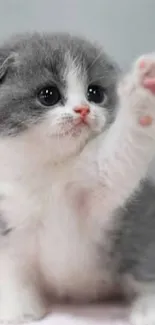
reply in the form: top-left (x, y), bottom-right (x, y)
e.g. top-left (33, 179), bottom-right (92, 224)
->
top-left (86, 48), bottom-right (103, 73)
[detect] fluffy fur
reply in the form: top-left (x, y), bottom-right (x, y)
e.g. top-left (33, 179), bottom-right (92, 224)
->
top-left (0, 33), bottom-right (155, 324)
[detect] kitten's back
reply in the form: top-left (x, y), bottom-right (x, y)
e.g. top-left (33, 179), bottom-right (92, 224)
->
top-left (116, 179), bottom-right (155, 282)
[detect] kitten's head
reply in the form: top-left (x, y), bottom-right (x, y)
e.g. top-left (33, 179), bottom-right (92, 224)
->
top-left (0, 33), bottom-right (119, 162)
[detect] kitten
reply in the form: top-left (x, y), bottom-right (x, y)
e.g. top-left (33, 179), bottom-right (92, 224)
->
top-left (0, 33), bottom-right (155, 324)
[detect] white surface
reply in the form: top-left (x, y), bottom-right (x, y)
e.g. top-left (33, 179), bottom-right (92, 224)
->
top-left (28, 304), bottom-right (129, 325)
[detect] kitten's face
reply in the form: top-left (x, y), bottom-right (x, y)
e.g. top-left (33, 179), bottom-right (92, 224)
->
top-left (0, 33), bottom-right (118, 161)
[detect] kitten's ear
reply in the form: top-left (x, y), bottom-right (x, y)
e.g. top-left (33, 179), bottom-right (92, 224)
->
top-left (0, 52), bottom-right (19, 80)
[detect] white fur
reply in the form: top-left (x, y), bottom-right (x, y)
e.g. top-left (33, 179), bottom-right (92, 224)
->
top-left (130, 293), bottom-right (155, 325)
top-left (0, 55), bottom-right (155, 323)
top-left (124, 272), bottom-right (155, 324)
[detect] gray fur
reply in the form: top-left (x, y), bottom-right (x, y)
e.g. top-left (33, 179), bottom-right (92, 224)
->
top-left (115, 180), bottom-right (155, 283)
top-left (0, 32), bottom-right (118, 136)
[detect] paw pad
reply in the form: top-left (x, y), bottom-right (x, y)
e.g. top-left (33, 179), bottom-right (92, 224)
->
top-left (143, 77), bottom-right (155, 93)
top-left (139, 115), bottom-right (153, 126)
top-left (139, 60), bottom-right (146, 69)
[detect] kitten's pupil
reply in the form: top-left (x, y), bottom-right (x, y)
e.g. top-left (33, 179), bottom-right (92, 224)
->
top-left (38, 86), bottom-right (61, 106)
top-left (87, 85), bottom-right (106, 104)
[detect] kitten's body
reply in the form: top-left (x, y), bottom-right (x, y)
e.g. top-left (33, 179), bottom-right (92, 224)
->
top-left (0, 124), bottom-right (118, 302)
top-left (0, 33), bottom-right (155, 324)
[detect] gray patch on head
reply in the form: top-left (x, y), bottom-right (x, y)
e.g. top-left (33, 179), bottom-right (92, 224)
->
top-left (0, 32), bottom-right (119, 136)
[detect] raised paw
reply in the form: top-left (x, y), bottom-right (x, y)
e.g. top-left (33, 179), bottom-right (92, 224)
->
top-left (118, 53), bottom-right (155, 130)
top-left (135, 54), bottom-right (155, 94)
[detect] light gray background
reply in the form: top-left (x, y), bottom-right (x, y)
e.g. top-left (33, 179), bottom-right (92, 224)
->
top-left (1, 0), bottom-right (155, 176)
top-left (0, 0), bottom-right (155, 69)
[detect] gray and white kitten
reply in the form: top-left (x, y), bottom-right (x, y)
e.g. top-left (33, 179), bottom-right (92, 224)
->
top-left (0, 32), bottom-right (155, 325)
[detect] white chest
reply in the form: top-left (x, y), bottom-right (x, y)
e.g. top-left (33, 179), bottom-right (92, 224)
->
top-left (0, 162), bottom-right (115, 301)
top-left (35, 180), bottom-right (114, 300)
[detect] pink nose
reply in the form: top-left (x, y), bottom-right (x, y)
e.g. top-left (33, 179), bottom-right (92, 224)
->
top-left (74, 105), bottom-right (90, 118)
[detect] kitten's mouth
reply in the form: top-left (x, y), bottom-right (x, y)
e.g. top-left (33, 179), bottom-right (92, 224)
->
top-left (60, 119), bottom-right (90, 136)
top-left (75, 119), bottom-right (88, 127)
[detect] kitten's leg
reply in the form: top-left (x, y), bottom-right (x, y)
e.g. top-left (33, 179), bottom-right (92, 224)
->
top-left (124, 276), bottom-right (155, 325)
top-left (0, 247), bottom-right (47, 324)
top-left (97, 55), bottom-right (155, 324)
top-left (96, 54), bottom-right (155, 215)
top-left (130, 293), bottom-right (155, 325)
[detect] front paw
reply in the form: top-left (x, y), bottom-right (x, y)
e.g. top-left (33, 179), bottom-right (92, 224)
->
top-left (119, 54), bottom-right (155, 132)
top-left (0, 300), bottom-right (47, 324)
top-left (130, 295), bottom-right (155, 325)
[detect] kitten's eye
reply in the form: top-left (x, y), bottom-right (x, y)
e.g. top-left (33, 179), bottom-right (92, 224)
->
top-left (87, 85), bottom-right (106, 104)
top-left (38, 86), bottom-right (61, 106)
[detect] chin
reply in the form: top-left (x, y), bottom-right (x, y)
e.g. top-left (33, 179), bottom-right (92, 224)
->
top-left (51, 126), bottom-right (92, 161)
top-left (20, 118), bottom-right (103, 165)
top-left (48, 116), bottom-right (106, 160)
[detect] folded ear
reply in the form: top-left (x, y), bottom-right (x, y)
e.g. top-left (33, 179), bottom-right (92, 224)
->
top-left (0, 52), bottom-right (19, 80)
